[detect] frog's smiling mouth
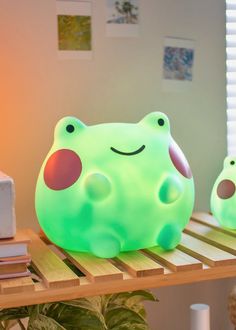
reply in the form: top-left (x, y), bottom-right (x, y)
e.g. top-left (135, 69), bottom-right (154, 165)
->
top-left (110, 145), bottom-right (145, 156)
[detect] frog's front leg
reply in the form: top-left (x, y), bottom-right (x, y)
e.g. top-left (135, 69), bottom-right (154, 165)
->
top-left (157, 223), bottom-right (182, 250)
top-left (89, 233), bottom-right (121, 258)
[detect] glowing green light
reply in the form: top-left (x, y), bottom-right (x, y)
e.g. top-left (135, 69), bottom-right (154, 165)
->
top-left (35, 112), bottom-right (194, 258)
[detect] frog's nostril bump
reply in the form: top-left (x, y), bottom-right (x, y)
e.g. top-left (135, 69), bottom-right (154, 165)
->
top-left (217, 179), bottom-right (235, 199)
top-left (44, 149), bottom-right (82, 190)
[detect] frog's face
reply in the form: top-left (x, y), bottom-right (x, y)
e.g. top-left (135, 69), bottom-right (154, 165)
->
top-left (43, 112), bottom-right (192, 191)
top-left (211, 155), bottom-right (236, 228)
top-left (215, 156), bottom-right (236, 200)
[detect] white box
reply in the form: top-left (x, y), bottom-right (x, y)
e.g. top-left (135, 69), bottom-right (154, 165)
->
top-left (0, 172), bottom-right (16, 238)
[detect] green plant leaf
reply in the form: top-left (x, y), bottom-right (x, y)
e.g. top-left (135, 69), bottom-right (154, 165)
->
top-left (0, 307), bottom-right (29, 321)
top-left (105, 306), bottom-right (147, 329)
top-left (39, 303), bottom-right (58, 316)
top-left (108, 290), bottom-right (157, 307)
top-left (60, 298), bottom-right (107, 329)
top-left (111, 323), bottom-right (149, 330)
top-left (50, 303), bottom-right (106, 330)
top-left (0, 290), bottom-right (157, 330)
top-left (27, 304), bottom-right (40, 324)
top-left (62, 297), bottom-right (102, 314)
top-left (105, 290), bottom-right (157, 321)
top-left (28, 314), bottom-right (67, 330)
top-left (44, 303), bottom-right (67, 322)
top-left (84, 296), bottom-right (103, 313)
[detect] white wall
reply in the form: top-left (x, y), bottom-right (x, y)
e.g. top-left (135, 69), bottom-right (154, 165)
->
top-left (0, 0), bottom-right (234, 329)
top-left (147, 278), bottom-right (235, 330)
top-left (0, 0), bottom-right (227, 227)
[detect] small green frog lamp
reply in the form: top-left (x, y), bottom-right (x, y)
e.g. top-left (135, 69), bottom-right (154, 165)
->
top-left (35, 112), bottom-right (195, 258)
top-left (211, 156), bottom-right (236, 229)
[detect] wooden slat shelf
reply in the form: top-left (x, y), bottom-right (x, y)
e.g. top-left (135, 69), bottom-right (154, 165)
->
top-left (1, 212), bottom-right (236, 309)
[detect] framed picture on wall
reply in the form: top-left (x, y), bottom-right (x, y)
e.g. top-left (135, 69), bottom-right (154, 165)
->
top-left (56, 1), bottom-right (92, 60)
top-left (162, 37), bottom-right (195, 91)
top-left (106, 0), bottom-right (139, 37)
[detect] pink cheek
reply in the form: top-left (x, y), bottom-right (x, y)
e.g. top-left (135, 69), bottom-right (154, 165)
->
top-left (217, 179), bottom-right (235, 199)
top-left (44, 149), bottom-right (82, 190)
top-left (169, 140), bottom-right (192, 179)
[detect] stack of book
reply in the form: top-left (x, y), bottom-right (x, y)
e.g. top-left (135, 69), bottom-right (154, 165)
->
top-left (0, 172), bottom-right (32, 279)
top-left (0, 230), bottom-right (31, 279)
top-left (0, 171), bottom-right (31, 279)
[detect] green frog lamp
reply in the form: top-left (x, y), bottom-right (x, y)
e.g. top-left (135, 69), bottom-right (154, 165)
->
top-left (211, 156), bottom-right (236, 229)
top-left (35, 112), bottom-right (195, 258)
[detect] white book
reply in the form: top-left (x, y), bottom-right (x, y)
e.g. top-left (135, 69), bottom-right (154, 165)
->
top-left (0, 230), bottom-right (30, 258)
top-left (0, 171), bottom-right (16, 238)
top-left (0, 243), bottom-right (28, 258)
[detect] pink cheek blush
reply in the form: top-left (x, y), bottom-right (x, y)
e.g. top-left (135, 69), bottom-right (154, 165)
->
top-left (169, 140), bottom-right (192, 179)
top-left (217, 179), bottom-right (235, 199)
top-left (44, 149), bottom-right (82, 190)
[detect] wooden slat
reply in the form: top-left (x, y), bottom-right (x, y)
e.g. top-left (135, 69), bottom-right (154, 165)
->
top-left (178, 233), bottom-right (236, 267)
top-left (0, 276), bottom-right (34, 294)
top-left (64, 250), bottom-right (123, 283)
top-left (185, 221), bottom-right (236, 255)
top-left (2, 215), bottom-right (236, 309)
top-left (25, 229), bottom-right (80, 288)
top-left (2, 263), bottom-right (236, 309)
top-left (145, 245), bottom-right (202, 272)
top-left (191, 212), bottom-right (236, 237)
top-left (114, 251), bottom-right (164, 277)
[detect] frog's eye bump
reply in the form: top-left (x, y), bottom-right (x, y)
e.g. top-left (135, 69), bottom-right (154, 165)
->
top-left (230, 160), bottom-right (235, 165)
top-left (66, 124), bottom-right (75, 133)
top-left (157, 118), bottom-right (165, 126)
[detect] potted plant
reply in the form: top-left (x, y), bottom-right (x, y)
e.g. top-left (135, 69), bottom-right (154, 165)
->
top-left (0, 289), bottom-right (157, 330)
